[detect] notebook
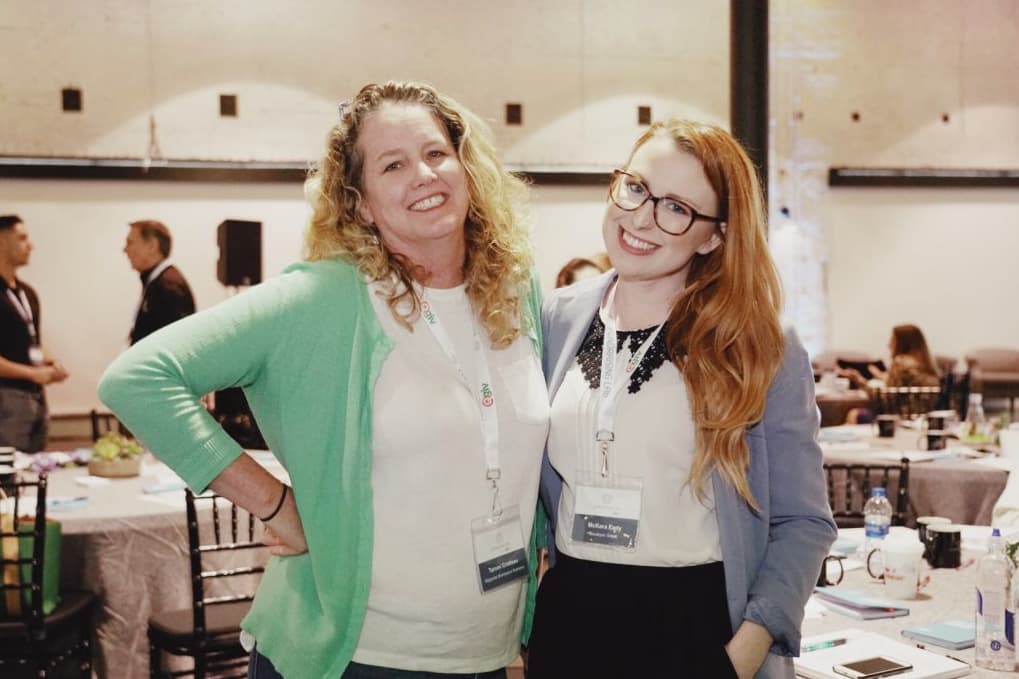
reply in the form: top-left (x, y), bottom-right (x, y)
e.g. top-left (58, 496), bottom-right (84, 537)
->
top-left (813, 587), bottom-right (910, 620)
top-left (900, 619), bottom-right (976, 650)
top-left (796, 629), bottom-right (971, 679)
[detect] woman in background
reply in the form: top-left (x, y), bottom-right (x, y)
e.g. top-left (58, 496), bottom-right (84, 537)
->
top-left (100, 81), bottom-right (548, 679)
top-left (531, 119), bottom-right (835, 678)
top-left (841, 323), bottom-right (940, 389)
top-left (554, 253), bottom-right (611, 288)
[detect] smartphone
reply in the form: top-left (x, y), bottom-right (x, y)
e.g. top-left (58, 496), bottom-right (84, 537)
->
top-left (832, 656), bottom-right (913, 679)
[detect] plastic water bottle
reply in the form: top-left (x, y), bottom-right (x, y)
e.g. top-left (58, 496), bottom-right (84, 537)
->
top-left (976, 528), bottom-right (1014, 670)
top-left (863, 487), bottom-right (892, 553)
top-left (962, 393), bottom-right (988, 440)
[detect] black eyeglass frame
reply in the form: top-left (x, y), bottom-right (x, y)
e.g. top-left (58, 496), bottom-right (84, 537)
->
top-left (608, 169), bottom-right (726, 236)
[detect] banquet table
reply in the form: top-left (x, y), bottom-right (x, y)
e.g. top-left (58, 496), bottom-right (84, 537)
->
top-left (815, 388), bottom-right (872, 427)
top-left (24, 453), bottom-right (274, 679)
top-left (819, 425), bottom-right (1008, 526)
top-left (802, 526), bottom-right (1013, 677)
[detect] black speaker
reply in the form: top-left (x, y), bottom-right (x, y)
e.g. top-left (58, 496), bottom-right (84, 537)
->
top-left (217, 219), bottom-right (262, 286)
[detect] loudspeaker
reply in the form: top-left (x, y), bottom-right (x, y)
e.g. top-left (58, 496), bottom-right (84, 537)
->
top-left (217, 219), bottom-right (262, 286)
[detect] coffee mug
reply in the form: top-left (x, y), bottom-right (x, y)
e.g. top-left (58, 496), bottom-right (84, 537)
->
top-left (867, 539), bottom-right (928, 599)
top-left (926, 523), bottom-right (962, 568)
top-left (876, 414), bottom-right (897, 438)
top-left (921, 429), bottom-right (948, 451)
top-left (916, 516), bottom-right (951, 561)
top-left (999, 427), bottom-right (1019, 460)
top-left (916, 515), bottom-right (951, 544)
top-left (818, 555), bottom-right (845, 587)
top-left (926, 410), bottom-right (957, 432)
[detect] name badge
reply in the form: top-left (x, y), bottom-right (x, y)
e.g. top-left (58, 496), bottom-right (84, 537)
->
top-left (571, 478), bottom-right (643, 550)
top-left (470, 505), bottom-right (528, 594)
top-left (28, 346), bottom-right (45, 366)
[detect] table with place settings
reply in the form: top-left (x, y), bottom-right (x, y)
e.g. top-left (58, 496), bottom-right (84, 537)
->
top-left (9, 450), bottom-right (277, 679)
top-left (819, 424), bottom-right (1008, 526)
top-left (801, 526), bottom-right (1016, 677)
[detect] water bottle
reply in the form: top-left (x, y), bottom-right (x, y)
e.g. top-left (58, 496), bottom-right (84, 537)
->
top-left (976, 528), bottom-right (1014, 670)
top-left (863, 487), bottom-right (892, 552)
top-left (962, 392), bottom-right (988, 440)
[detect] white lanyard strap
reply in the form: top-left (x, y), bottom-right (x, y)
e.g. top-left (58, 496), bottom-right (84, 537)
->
top-left (5, 288), bottom-right (37, 343)
top-left (420, 293), bottom-right (503, 514)
top-left (596, 313), bottom-right (664, 477)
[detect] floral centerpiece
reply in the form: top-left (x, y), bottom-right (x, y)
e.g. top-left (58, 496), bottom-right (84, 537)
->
top-left (89, 432), bottom-right (144, 478)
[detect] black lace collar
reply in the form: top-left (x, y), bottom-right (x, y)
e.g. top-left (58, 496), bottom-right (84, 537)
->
top-left (575, 312), bottom-right (671, 394)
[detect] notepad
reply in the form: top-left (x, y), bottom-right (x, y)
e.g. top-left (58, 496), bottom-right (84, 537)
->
top-left (796, 629), bottom-right (971, 679)
top-left (812, 587), bottom-right (910, 620)
top-left (901, 619), bottom-right (976, 650)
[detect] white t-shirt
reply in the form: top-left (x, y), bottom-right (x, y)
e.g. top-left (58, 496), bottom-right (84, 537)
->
top-left (549, 308), bottom-right (722, 566)
top-left (353, 282), bottom-right (549, 672)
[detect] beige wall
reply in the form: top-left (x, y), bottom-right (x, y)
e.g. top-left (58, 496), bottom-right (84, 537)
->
top-left (2, 0), bottom-right (1018, 414)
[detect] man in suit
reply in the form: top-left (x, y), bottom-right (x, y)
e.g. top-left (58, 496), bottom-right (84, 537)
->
top-left (123, 220), bottom-right (196, 344)
top-left (0, 215), bottom-right (69, 452)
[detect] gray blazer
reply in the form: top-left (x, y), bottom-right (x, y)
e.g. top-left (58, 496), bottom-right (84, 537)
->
top-left (539, 271), bottom-right (837, 679)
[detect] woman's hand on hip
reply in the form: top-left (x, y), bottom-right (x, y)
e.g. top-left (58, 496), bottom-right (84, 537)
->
top-left (262, 487), bottom-right (308, 556)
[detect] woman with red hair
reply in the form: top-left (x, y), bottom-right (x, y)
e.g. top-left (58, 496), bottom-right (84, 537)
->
top-left (531, 120), bottom-right (836, 678)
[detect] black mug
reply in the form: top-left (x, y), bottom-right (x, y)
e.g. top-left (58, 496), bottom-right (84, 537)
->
top-left (876, 415), bottom-right (897, 438)
top-left (925, 524), bottom-right (962, 568)
top-left (817, 555), bottom-right (845, 587)
top-left (916, 516), bottom-right (951, 548)
top-left (924, 430), bottom-right (948, 451)
top-left (927, 410), bottom-right (956, 432)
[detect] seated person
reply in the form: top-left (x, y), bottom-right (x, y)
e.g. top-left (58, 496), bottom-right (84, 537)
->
top-left (842, 324), bottom-right (941, 423)
top-left (840, 324), bottom-right (940, 390)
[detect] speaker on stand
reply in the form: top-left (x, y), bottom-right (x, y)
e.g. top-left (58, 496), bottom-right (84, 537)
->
top-left (214, 219), bottom-right (267, 449)
top-left (217, 219), bottom-right (262, 286)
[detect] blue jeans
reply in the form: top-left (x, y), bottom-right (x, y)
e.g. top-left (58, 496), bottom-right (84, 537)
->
top-left (248, 650), bottom-right (508, 679)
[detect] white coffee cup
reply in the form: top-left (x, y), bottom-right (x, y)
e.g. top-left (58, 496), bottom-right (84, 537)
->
top-left (1000, 427), bottom-right (1019, 460)
top-left (869, 539), bottom-right (927, 599)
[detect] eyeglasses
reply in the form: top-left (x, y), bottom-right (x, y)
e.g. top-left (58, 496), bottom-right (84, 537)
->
top-left (608, 169), bottom-right (725, 236)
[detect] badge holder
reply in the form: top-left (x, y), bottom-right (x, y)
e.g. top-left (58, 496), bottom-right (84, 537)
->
top-left (571, 472), bottom-right (643, 551)
top-left (470, 504), bottom-right (528, 594)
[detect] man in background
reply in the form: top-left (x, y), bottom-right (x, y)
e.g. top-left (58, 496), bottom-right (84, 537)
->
top-left (123, 220), bottom-right (196, 344)
top-left (0, 215), bottom-right (69, 452)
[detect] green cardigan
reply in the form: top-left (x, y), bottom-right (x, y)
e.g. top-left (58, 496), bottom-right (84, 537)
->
top-left (98, 258), bottom-right (546, 679)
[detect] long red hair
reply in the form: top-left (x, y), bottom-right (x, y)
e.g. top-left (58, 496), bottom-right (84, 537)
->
top-left (623, 120), bottom-right (784, 507)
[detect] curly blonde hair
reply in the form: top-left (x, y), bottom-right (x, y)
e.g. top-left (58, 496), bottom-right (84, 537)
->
top-left (305, 81), bottom-right (532, 348)
top-left (621, 120), bottom-right (785, 508)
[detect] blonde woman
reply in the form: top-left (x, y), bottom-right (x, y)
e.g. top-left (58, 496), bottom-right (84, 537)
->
top-left (100, 81), bottom-right (548, 679)
top-left (531, 120), bottom-right (836, 678)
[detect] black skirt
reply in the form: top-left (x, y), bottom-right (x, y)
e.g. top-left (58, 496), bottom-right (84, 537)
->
top-left (527, 553), bottom-right (738, 679)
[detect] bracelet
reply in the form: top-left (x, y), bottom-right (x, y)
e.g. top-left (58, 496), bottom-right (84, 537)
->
top-left (260, 484), bottom-right (288, 522)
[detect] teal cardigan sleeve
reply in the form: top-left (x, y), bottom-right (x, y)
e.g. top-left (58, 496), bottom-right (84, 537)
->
top-left (97, 265), bottom-right (300, 492)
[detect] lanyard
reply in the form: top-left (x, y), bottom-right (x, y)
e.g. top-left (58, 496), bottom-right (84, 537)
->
top-left (596, 310), bottom-right (664, 477)
top-left (419, 291), bottom-right (503, 516)
top-left (5, 287), bottom-right (38, 343)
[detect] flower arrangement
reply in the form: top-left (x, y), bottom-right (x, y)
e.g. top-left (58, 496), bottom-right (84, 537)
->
top-left (89, 432), bottom-right (144, 478)
top-left (92, 432), bottom-right (143, 461)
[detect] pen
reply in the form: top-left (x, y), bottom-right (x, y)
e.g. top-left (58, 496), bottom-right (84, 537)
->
top-left (47, 496), bottom-right (87, 506)
top-left (801, 638), bottom-right (847, 653)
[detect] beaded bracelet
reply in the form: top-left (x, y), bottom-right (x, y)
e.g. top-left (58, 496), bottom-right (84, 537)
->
top-left (260, 484), bottom-right (288, 522)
